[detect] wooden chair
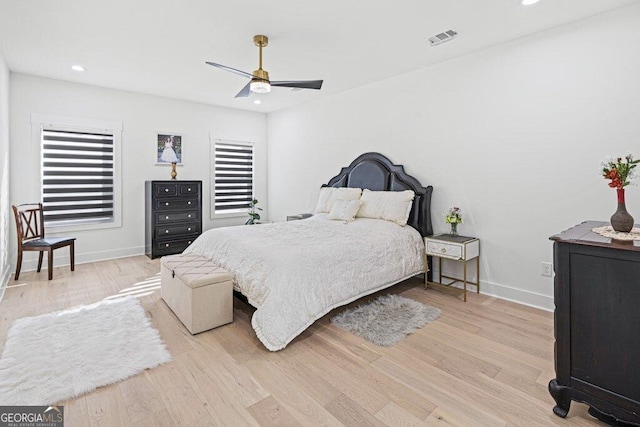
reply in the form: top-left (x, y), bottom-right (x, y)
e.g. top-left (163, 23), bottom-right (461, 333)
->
top-left (12, 203), bottom-right (76, 280)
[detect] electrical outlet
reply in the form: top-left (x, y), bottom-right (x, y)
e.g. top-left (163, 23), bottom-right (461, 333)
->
top-left (541, 262), bottom-right (553, 277)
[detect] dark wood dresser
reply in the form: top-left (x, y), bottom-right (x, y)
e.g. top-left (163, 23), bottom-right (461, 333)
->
top-left (549, 221), bottom-right (640, 426)
top-left (145, 180), bottom-right (202, 259)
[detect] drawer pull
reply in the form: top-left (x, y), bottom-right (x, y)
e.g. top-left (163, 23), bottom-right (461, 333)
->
top-left (165, 230), bottom-right (169, 234)
top-left (188, 188), bottom-right (192, 192)
top-left (165, 202), bottom-right (169, 206)
top-left (165, 216), bottom-right (169, 220)
top-left (188, 241), bottom-right (192, 244)
top-left (441, 248), bottom-right (446, 253)
top-left (165, 243), bottom-right (170, 247)
top-left (188, 201), bottom-right (192, 205)
top-left (187, 227), bottom-right (191, 231)
top-left (188, 214), bottom-right (192, 218)
top-left (164, 188), bottom-right (169, 192)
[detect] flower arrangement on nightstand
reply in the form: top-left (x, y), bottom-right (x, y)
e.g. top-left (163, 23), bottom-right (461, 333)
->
top-left (445, 206), bottom-right (463, 236)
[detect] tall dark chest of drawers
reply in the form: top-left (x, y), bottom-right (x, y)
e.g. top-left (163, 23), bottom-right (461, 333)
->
top-left (145, 180), bottom-right (202, 259)
top-left (549, 221), bottom-right (640, 426)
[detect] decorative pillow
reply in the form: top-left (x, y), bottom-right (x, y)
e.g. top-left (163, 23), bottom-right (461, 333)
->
top-left (356, 189), bottom-right (415, 226)
top-left (314, 187), bottom-right (362, 213)
top-left (328, 199), bottom-right (362, 222)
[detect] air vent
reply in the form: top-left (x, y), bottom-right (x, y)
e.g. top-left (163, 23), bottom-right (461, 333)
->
top-left (429, 30), bottom-right (458, 46)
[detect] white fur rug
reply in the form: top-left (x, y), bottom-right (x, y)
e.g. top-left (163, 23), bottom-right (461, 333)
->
top-left (331, 294), bottom-right (441, 346)
top-left (0, 296), bottom-right (171, 405)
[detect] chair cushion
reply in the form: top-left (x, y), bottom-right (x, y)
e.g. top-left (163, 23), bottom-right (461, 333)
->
top-left (23, 237), bottom-right (75, 247)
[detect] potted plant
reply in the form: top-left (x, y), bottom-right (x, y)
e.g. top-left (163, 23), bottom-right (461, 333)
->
top-left (246, 199), bottom-right (263, 225)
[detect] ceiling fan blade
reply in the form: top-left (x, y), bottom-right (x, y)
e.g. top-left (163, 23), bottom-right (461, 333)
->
top-left (234, 81), bottom-right (252, 98)
top-left (205, 62), bottom-right (254, 79)
top-left (270, 80), bottom-right (323, 90)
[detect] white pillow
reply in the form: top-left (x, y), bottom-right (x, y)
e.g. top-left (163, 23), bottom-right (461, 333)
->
top-left (356, 189), bottom-right (415, 226)
top-left (328, 199), bottom-right (362, 222)
top-left (314, 187), bottom-right (362, 213)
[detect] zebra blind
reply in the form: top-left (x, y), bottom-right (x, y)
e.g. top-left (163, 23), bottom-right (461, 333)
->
top-left (214, 141), bottom-right (254, 214)
top-left (41, 129), bottom-right (115, 225)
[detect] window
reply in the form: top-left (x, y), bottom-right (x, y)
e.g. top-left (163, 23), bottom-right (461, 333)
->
top-left (32, 114), bottom-right (122, 231)
top-left (41, 129), bottom-right (115, 226)
top-left (212, 140), bottom-right (254, 215)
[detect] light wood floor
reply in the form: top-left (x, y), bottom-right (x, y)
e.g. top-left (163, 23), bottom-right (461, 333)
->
top-left (0, 256), bottom-right (607, 427)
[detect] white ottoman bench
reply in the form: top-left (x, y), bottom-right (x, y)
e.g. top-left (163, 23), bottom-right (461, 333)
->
top-left (160, 253), bottom-right (233, 334)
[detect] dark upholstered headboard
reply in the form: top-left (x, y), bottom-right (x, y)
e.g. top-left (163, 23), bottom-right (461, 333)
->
top-left (323, 152), bottom-right (433, 237)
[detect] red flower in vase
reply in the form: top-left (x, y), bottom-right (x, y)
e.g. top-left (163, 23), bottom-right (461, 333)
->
top-left (602, 155), bottom-right (638, 190)
top-left (605, 170), bottom-right (622, 188)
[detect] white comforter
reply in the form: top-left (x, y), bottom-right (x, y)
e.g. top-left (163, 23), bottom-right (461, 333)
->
top-left (184, 215), bottom-right (425, 351)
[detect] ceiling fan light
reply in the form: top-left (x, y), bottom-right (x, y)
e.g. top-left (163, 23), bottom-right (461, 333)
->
top-left (250, 80), bottom-right (271, 93)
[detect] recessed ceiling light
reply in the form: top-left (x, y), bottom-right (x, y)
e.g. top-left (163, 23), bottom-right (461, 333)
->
top-left (253, 99), bottom-right (262, 105)
top-left (522, 0), bottom-right (540, 5)
top-left (71, 65), bottom-right (85, 72)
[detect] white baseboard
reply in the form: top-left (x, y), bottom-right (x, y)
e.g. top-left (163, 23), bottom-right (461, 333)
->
top-left (479, 280), bottom-right (553, 312)
top-left (435, 269), bottom-right (554, 312)
top-left (11, 246), bottom-right (146, 273)
top-left (7, 248), bottom-right (555, 312)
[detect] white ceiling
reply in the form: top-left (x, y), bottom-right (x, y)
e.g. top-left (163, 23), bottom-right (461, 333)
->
top-left (0, 0), bottom-right (637, 113)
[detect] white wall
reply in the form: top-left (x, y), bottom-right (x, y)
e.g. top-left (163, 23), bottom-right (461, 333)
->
top-left (267, 4), bottom-right (640, 310)
top-left (0, 53), bottom-right (10, 299)
top-left (10, 74), bottom-right (267, 271)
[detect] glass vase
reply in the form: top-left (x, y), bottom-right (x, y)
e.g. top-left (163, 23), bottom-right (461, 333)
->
top-left (610, 188), bottom-right (634, 233)
top-left (449, 222), bottom-right (458, 236)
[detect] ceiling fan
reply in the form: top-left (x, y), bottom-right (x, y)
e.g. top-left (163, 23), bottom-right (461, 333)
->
top-left (206, 35), bottom-right (323, 98)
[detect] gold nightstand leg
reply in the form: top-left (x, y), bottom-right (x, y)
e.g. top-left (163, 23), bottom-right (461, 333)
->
top-left (476, 256), bottom-right (480, 294)
top-left (463, 259), bottom-right (467, 302)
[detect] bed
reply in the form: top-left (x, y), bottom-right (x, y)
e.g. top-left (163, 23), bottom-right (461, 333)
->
top-left (184, 152), bottom-right (433, 351)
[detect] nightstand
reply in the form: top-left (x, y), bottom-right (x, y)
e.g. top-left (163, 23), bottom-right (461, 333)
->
top-left (424, 234), bottom-right (480, 302)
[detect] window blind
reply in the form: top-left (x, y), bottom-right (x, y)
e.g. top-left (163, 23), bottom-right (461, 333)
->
top-left (214, 141), bottom-right (254, 214)
top-left (42, 129), bottom-right (115, 225)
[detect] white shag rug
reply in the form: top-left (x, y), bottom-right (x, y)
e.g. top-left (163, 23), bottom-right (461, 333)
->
top-left (0, 296), bottom-right (172, 405)
top-left (331, 294), bottom-right (441, 346)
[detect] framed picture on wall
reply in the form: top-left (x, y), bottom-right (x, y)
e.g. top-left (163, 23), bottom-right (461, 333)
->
top-left (156, 133), bottom-right (183, 165)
